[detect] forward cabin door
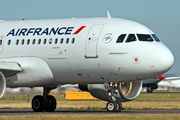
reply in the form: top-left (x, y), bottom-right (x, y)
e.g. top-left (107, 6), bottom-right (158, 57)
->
top-left (85, 24), bottom-right (104, 58)
top-left (0, 36), bottom-right (4, 53)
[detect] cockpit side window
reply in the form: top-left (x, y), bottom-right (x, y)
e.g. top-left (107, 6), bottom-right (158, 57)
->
top-left (137, 34), bottom-right (154, 42)
top-left (125, 34), bottom-right (136, 43)
top-left (152, 34), bottom-right (160, 42)
top-left (116, 34), bottom-right (126, 43)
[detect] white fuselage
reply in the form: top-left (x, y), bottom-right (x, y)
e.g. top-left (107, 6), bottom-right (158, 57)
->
top-left (0, 18), bottom-right (174, 87)
top-left (158, 79), bottom-right (180, 88)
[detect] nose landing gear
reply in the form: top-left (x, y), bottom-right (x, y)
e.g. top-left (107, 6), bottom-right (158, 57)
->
top-left (106, 83), bottom-right (122, 112)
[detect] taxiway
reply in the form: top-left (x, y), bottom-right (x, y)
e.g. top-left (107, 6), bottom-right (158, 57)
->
top-left (0, 109), bottom-right (180, 115)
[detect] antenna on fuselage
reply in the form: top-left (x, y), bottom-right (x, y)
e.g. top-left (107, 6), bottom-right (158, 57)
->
top-left (107, 11), bottom-right (111, 19)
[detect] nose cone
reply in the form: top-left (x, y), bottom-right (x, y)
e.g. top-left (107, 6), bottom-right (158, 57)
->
top-left (149, 46), bottom-right (174, 74)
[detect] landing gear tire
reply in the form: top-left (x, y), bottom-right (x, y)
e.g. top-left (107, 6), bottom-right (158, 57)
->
top-left (150, 88), bottom-right (153, 93)
top-left (45, 95), bottom-right (57, 112)
top-left (116, 101), bottom-right (122, 112)
top-left (106, 101), bottom-right (117, 112)
top-left (147, 88), bottom-right (150, 93)
top-left (32, 95), bottom-right (46, 112)
top-left (147, 88), bottom-right (153, 93)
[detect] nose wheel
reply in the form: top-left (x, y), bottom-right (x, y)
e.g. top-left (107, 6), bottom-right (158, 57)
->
top-left (106, 82), bottom-right (122, 112)
top-left (106, 101), bottom-right (117, 112)
top-left (116, 101), bottom-right (122, 112)
top-left (106, 101), bottom-right (122, 112)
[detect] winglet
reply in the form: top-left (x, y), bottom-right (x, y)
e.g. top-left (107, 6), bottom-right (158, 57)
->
top-left (107, 11), bottom-right (111, 19)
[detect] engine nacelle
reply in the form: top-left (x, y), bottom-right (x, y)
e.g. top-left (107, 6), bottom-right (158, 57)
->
top-left (79, 81), bottom-right (142, 102)
top-left (118, 81), bottom-right (142, 101)
top-left (78, 84), bottom-right (88, 92)
top-left (0, 72), bottom-right (6, 98)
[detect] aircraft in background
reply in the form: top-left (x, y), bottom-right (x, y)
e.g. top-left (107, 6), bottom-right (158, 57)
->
top-left (142, 75), bottom-right (164, 93)
top-left (0, 11), bottom-right (174, 112)
top-left (5, 85), bottom-right (79, 95)
top-left (5, 87), bottom-right (31, 94)
top-left (158, 74), bottom-right (180, 90)
top-left (5, 87), bottom-right (42, 94)
top-left (58, 84), bottom-right (79, 92)
top-left (142, 74), bottom-right (180, 93)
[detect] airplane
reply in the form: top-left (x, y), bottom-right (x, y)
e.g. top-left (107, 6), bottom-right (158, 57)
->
top-left (158, 74), bottom-right (180, 90)
top-left (5, 87), bottom-right (43, 94)
top-left (0, 11), bottom-right (174, 112)
top-left (5, 87), bottom-right (32, 94)
top-left (143, 74), bottom-right (180, 92)
top-left (142, 75), bottom-right (165, 93)
top-left (58, 84), bottom-right (79, 93)
top-left (5, 84), bottom-right (79, 95)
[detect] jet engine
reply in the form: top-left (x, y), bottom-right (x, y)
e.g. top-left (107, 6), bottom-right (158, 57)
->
top-left (79, 81), bottom-right (142, 102)
top-left (0, 72), bottom-right (6, 98)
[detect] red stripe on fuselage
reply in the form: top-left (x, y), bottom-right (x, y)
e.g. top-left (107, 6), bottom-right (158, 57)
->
top-left (73, 26), bottom-right (86, 34)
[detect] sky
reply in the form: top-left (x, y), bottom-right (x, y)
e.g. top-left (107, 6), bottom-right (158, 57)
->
top-left (0, 0), bottom-right (180, 75)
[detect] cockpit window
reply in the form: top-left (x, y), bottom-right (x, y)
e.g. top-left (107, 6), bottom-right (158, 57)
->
top-left (137, 34), bottom-right (154, 42)
top-left (152, 34), bottom-right (160, 42)
top-left (125, 34), bottom-right (136, 43)
top-left (116, 34), bottom-right (126, 43)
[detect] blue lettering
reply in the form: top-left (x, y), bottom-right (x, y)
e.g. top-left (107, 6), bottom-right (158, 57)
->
top-left (7, 29), bottom-right (15, 36)
top-left (15, 29), bottom-right (20, 36)
top-left (41, 28), bottom-right (49, 35)
top-left (26, 28), bottom-right (35, 36)
top-left (18, 28), bottom-right (28, 36)
top-left (49, 27), bottom-right (59, 35)
top-left (33, 28), bottom-right (42, 35)
top-left (58, 27), bottom-right (66, 35)
top-left (7, 27), bottom-right (75, 36)
top-left (65, 27), bottom-right (74, 35)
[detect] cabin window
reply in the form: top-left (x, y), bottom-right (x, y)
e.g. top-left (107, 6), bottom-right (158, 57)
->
top-left (66, 38), bottom-right (69, 44)
top-left (116, 34), bottom-right (126, 43)
top-left (21, 39), bottom-right (25, 45)
top-left (32, 39), bottom-right (36, 45)
top-left (125, 34), bottom-right (136, 43)
top-left (38, 39), bottom-right (41, 44)
top-left (44, 39), bottom-right (47, 44)
top-left (16, 39), bottom-right (19, 45)
top-left (60, 38), bottom-right (63, 44)
top-left (27, 39), bottom-right (30, 45)
top-left (8, 40), bottom-right (11, 45)
top-left (49, 38), bottom-right (52, 44)
top-left (55, 38), bottom-right (58, 44)
top-left (137, 34), bottom-right (154, 42)
top-left (152, 34), bottom-right (160, 42)
top-left (72, 38), bottom-right (75, 44)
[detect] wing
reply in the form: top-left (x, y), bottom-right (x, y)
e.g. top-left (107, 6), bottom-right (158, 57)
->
top-left (0, 62), bottom-right (22, 77)
top-left (162, 74), bottom-right (180, 81)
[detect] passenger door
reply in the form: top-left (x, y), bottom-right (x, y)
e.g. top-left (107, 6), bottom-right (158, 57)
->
top-left (85, 24), bottom-right (104, 58)
top-left (0, 36), bottom-right (4, 53)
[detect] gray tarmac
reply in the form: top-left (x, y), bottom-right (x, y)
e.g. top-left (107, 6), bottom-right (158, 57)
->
top-left (0, 109), bottom-right (180, 115)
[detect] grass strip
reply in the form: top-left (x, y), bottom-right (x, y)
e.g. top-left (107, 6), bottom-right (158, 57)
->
top-left (0, 114), bottom-right (180, 120)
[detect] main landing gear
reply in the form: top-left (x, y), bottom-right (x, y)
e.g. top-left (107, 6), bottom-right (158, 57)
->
top-left (31, 87), bottom-right (57, 112)
top-left (147, 84), bottom-right (158, 93)
top-left (147, 87), bottom-right (153, 93)
top-left (106, 83), bottom-right (122, 112)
